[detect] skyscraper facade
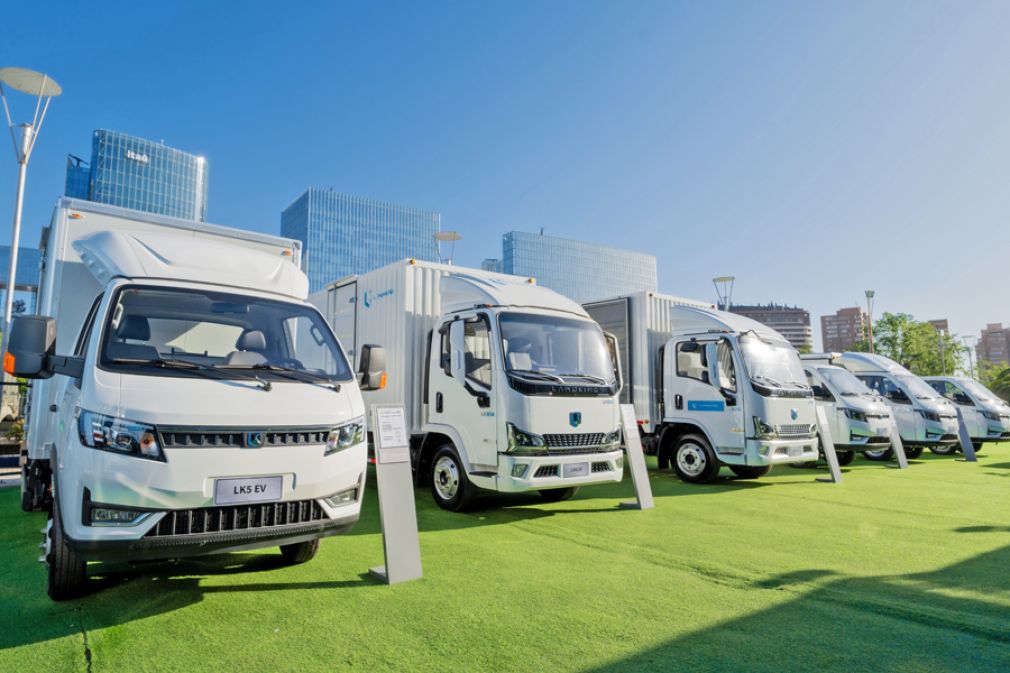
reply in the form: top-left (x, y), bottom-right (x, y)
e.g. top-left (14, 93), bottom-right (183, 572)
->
top-left (821, 306), bottom-right (866, 352)
top-left (281, 189), bottom-right (441, 293)
top-left (977, 323), bottom-right (1010, 366)
top-left (731, 303), bottom-right (813, 351)
top-left (499, 231), bottom-right (657, 303)
top-left (64, 129), bottom-right (209, 221)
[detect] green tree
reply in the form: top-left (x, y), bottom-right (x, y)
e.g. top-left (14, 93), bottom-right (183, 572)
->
top-left (978, 360), bottom-right (1010, 402)
top-left (868, 312), bottom-right (964, 375)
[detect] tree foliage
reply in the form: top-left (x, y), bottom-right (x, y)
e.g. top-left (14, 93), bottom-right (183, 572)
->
top-left (857, 312), bottom-right (964, 376)
top-left (978, 360), bottom-right (1010, 402)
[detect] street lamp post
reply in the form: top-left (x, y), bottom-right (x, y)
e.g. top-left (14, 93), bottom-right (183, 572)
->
top-left (434, 230), bottom-right (461, 266)
top-left (0, 67), bottom-right (61, 341)
top-left (864, 290), bottom-right (875, 354)
top-left (712, 276), bottom-right (735, 312)
top-left (961, 336), bottom-right (976, 380)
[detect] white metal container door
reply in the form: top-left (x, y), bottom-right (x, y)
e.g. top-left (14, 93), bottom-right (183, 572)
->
top-left (330, 281), bottom-right (357, 362)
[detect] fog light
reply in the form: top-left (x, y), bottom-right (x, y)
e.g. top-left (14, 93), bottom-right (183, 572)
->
top-left (324, 487), bottom-right (358, 507)
top-left (512, 463), bottom-right (530, 479)
top-left (758, 445), bottom-right (771, 456)
top-left (90, 507), bottom-right (146, 526)
top-left (615, 455), bottom-right (624, 470)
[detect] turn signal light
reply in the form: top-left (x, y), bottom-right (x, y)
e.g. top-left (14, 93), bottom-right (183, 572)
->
top-left (378, 372), bottom-right (387, 390)
top-left (2, 352), bottom-right (14, 375)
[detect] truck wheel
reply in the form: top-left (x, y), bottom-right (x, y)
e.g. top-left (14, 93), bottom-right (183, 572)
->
top-left (863, 448), bottom-right (893, 461)
top-left (729, 465), bottom-right (772, 479)
top-left (672, 434), bottom-right (720, 484)
top-left (929, 445), bottom-right (958, 456)
top-left (46, 509), bottom-right (88, 601)
top-left (279, 539), bottom-right (320, 564)
top-left (431, 444), bottom-right (477, 512)
top-left (540, 487), bottom-right (579, 502)
top-left (903, 446), bottom-right (924, 459)
top-left (20, 488), bottom-right (34, 512)
top-left (972, 441), bottom-right (984, 453)
top-left (835, 450), bottom-right (856, 466)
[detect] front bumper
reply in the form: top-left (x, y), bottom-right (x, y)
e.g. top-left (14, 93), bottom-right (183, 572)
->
top-left (495, 450), bottom-right (624, 492)
top-left (838, 417), bottom-right (892, 449)
top-left (736, 437), bottom-right (819, 466)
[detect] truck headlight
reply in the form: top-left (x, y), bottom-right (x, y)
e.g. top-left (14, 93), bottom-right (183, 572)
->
top-left (753, 416), bottom-right (776, 439)
top-left (982, 410), bottom-right (1004, 421)
top-left (326, 416), bottom-right (365, 455)
top-left (506, 423), bottom-right (546, 454)
top-left (78, 410), bottom-right (164, 461)
top-left (600, 429), bottom-right (621, 450)
top-left (843, 408), bottom-right (867, 422)
top-left (917, 410), bottom-right (941, 422)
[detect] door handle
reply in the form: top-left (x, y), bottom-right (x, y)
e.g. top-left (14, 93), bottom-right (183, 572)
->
top-left (436, 392), bottom-right (443, 413)
top-left (675, 394), bottom-right (683, 410)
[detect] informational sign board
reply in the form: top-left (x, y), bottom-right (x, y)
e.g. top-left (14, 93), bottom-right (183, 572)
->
top-left (954, 407), bottom-right (978, 462)
top-left (619, 404), bottom-right (654, 509)
top-left (369, 404), bottom-right (422, 584)
top-left (815, 405), bottom-right (843, 484)
top-left (888, 413), bottom-right (909, 469)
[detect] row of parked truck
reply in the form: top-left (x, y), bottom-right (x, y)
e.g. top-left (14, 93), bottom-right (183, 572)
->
top-left (10, 199), bottom-right (1010, 600)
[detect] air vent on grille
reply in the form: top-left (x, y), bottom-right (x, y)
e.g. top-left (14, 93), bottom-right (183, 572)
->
top-left (591, 461), bottom-right (611, 473)
top-left (543, 433), bottom-right (604, 448)
top-left (777, 424), bottom-right (814, 437)
top-left (534, 465), bottom-right (560, 478)
top-left (159, 428), bottom-right (329, 449)
top-left (146, 499), bottom-right (326, 537)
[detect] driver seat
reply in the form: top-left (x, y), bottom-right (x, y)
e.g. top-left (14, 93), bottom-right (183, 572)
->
top-left (225, 330), bottom-right (268, 366)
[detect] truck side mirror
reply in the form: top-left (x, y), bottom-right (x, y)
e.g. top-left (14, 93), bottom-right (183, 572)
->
top-left (357, 344), bottom-right (387, 391)
top-left (705, 342), bottom-right (720, 389)
top-left (4, 315), bottom-right (56, 379)
top-left (448, 320), bottom-right (466, 382)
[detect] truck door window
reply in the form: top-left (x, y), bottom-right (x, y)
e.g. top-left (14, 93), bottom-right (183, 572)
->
top-left (806, 371), bottom-right (832, 401)
top-left (440, 324), bottom-right (452, 376)
top-left (676, 342), bottom-right (709, 384)
top-left (464, 318), bottom-right (492, 389)
top-left (716, 341), bottom-right (736, 393)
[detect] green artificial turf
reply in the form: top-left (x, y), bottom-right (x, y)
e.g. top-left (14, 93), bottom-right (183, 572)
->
top-left (4, 449), bottom-right (1010, 672)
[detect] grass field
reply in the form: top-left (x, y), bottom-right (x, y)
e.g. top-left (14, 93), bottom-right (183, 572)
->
top-left (4, 448), bottom-right (1010, 673)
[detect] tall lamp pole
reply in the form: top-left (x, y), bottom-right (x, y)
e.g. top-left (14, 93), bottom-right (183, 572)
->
top-left (713, 276), bottom-right (735, 312)
top-left (434, 231), bottom-right (461, 266)
top-left (0, 67), bottom-right (61, 340)
top-left (864, 290), bottom-right (875, 354)
top-left (961, 336), bottom-right (976, 380)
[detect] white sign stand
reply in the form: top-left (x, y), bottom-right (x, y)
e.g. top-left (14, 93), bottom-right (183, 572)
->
top-left (815, 405), bottom-right (843, 484)
top-left (619, 404), bottom-right (654, 509)
top-left (368, 405), bottom-right (422, 584)
top-left (954, 407), bottom-right (978, 462)
top-left (887, 413), bottom-right (909, 469)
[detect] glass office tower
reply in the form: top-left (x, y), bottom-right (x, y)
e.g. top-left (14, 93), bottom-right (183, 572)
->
top-left (281, 188), bottom-right (441, 293)
top-left (501, 231), bottom-right (657, 303)
top-left (64, 129), bottom-right (209, 221)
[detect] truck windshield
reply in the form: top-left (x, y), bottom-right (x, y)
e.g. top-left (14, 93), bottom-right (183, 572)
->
top-left (500, 313), bottom-right (614, 385)
top-left (739, 333), bottom-right (808, 389)
top-left (959, 379), bottom-right (1005, 405)
top-left (896, 375), bottom-right (942, 400)
top-left (820, 368), bottom-right (874, 397)
top-left (100, 285), bottom-right (353, 382)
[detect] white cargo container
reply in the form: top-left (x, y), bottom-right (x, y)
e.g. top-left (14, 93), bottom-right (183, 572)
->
top-left (311, 259), bottom-right (625, 511)
top-left (12, 199), bottom-right (381, 600)
top-left (584, 291), bottom-right (820, 483)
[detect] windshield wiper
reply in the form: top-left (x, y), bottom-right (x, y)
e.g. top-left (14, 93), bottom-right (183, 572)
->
top-left (558, 373), bottom-right (610, 385)
top-left (751, 375), bottom-right (783, 388)
top-left (248, 363), bottom-right (342, 392)
top-left (136, 356), bottom-right (272, 391)
top-left (509, 369), bottom-right (566, 384)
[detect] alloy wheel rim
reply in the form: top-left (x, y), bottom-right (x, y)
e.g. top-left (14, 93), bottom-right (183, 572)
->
top-left (677, 443), bottom-right (706, 476)
top-left (434, 455), bottom-right (460, 500)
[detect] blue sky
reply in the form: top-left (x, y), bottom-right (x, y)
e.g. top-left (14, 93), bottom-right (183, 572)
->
top-left (3, 0), bottom-right (1010, 347)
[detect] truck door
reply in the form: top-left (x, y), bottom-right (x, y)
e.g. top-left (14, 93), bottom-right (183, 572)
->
top-left (429, 313), bottom-right (498, 468)
top-left (669, 339), bottom-right (740, 451)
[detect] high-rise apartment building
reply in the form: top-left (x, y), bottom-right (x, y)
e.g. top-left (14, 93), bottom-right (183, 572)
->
top-left (731, 303), bottom-right (813, 351)
top-left (64, 129), bottom-right (208, 221)
top-left (480, 258), bottom-right (503, 273)
top-left (927, 319), bottom-right (950, 333)
top-left (821, 307), bottom-right (867, 352)
top-left (498, 231), bottom-right (657, 303)
top-left (977, 323), bottom-right (1010, 366)
top-left (281, 189), bottom-right (440, 293)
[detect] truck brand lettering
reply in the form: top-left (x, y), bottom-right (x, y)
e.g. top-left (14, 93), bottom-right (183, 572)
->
top-left (233, 484), bottom-right (269, 495)
top-left (363, 288), bottom-right (394, 308)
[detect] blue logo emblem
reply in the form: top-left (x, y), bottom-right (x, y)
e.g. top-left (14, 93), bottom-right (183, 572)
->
top-left (790, 408), bottom-right (798, 421)
top-left (569, 412), bottom-right (582, 428)
top-left (245, 431), bottom-right (264, 448)
top-left (363, 291), bottom-right (371, 308)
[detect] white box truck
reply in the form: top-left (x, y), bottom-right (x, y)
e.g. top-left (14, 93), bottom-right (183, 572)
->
top-left (311, 259), bottom-right (625, 511)
top-left (801, 361), bottom-right (893, 465)
top-left (584, 292), bottom-right (819, 483)
top-left (802, 352), bottom-right (958, 460)
top-left (10, 199), bottom-right (383, 600)
top-left (923, 376), bottom-right (1010, 453)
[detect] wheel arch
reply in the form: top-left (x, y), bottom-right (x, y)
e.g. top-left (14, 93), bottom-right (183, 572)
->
top-left (657, 422), bottom-right (718, 464)
top-left (416, 424), bottom-right (475, 485)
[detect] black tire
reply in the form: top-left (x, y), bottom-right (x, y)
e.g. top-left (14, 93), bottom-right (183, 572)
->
top-left (929, 444), bottom-right (958, 456)
top-left (672, 434), bottom-right (721, 484)
top-left (904, 446), bottom-right (924, 459)
top-left (729, 465), bottom-right (772, 479)
top-left (279, 539), bottom-right (320, 564)
top-left (430, 444), bottom-right (477, 512)
top-left (863, 448), bottom-right (893, 462)
top-left (47, 508), bottom-right (88, 601)
top-left (835, 450), bottom-right (856, 466)
top-left (20, 488), bottom-right (34, 512)
top-left (972, 441), bottom-right (984, 453)
top-left (789, 461), bottom-right (818, 469)
top-left (540, 487), bottom-right (579, 502)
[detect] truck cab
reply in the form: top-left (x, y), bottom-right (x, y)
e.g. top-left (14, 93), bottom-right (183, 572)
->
top-left (656, 319), bottom-right (819, 482)
top-left (812, 352), bottom-right (958, 460)
top-left (802, 363), bottom-right (893, 465)
top-left (923, 376), bottom-right (1010, 452)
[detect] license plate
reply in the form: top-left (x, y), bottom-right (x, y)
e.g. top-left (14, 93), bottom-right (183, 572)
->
top-left (563, 462), bottom-right (589, 478)
top-left (214, 476), bottom-right (282, 505)
top-left (788, 445), bottom-right (803, 457)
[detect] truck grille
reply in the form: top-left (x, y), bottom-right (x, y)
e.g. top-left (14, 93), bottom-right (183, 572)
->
top-left (159, 427), bottom-right (329, 449)
top-left (534, 465), bottom-right (560, 478)
top-left (777, 424), bottom-right (816, 437)
top-left (145, 499), bottom-right (326, 537)
top-left (591, 461), bottom-right (612, 473)
top-left (544, 433), bottom-right (604, 448)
